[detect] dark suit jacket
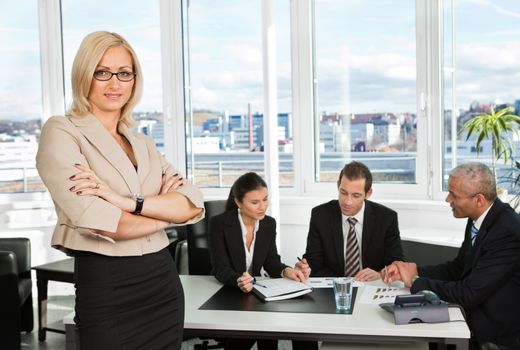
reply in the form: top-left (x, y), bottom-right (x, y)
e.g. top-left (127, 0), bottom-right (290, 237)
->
top-left (209, 210), bottom-right (287, 287)
top-left (303, 200), bottom-right (404, 277)
top-left (412, 199), bottom-right (520, 348)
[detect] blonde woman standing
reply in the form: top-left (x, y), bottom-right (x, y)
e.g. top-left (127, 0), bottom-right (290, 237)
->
top-left (37, 31), bottom-right (204, 349)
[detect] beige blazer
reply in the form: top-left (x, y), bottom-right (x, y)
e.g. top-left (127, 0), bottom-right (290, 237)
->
top-left (36, 114), bottom-right (204, 256)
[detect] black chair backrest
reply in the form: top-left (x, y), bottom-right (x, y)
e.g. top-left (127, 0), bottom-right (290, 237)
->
top-left (0, 238), bottom-right (30, 275)
top-left (0, 252), bottom-right (17, 276)
top-left (187, 200), bottom-right (226, 275)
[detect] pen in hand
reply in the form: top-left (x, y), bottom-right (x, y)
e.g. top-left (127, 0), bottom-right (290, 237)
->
top-left (253, 278), bottom-right (267, 288)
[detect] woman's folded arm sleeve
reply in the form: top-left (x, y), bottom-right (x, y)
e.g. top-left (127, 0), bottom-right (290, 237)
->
top-left (36, 118), bottom-right (121, 240)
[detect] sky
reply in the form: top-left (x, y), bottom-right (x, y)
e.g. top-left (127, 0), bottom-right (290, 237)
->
top-left (1, 0), bottom-right (520, 121)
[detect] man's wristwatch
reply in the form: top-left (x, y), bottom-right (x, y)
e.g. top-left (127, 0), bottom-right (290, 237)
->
top-left (132, 194), bottom-right (144, 215)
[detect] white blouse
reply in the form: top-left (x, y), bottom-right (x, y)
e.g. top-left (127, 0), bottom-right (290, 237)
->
top-left (238, 211), bottom-right (260, 275)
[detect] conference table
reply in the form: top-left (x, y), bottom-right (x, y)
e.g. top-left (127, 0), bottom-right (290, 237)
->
top-left (181, 275), bottom-right (470, 349)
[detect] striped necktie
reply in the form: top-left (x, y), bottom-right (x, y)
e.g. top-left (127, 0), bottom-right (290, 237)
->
top-left (470, 224), bottom-right (479, 246)
top-left (345, 217), bottom-right (360, 277)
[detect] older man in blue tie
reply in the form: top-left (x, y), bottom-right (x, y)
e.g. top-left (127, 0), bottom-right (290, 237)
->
top-left (385, 162), bottom-right (520, 350)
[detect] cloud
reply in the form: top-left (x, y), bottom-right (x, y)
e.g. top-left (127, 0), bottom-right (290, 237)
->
top-left (457, 41), bottom-right (520, 71)
top-left (196, 69), bottom-right (263, 90)
top-left (313, 46), bottom-right (417, 113)
top-left (464, 0), bottom-right (520, 19)
top-left (0, 89), bottom-right (41, 119)
top-left (452, 40), bottom-right (520, 107)
top-left (223, 45), bottom-right (262, 66)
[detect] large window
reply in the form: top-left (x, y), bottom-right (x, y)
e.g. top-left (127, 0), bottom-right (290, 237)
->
top-left (183, 0), bottom-right (293, 188)
top-left (442, 0), bottom-right (520, 191)
top-left (9, 0), bottom-right (517, 202)
top-left (62, 0), bottom-right (164, 149)
top-left (0, 1), bottom-right (42, 193)
top-left (313, 0), bottom-right (418, 184)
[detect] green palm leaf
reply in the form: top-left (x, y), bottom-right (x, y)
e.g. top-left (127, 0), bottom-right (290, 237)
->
top-left (459, 105), bottom-right (519, 180)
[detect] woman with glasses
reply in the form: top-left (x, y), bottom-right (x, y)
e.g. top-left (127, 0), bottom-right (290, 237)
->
top-left (36, 31), bottom-right (204, 350)
top-left (209, 172), bottom-right (316, 350)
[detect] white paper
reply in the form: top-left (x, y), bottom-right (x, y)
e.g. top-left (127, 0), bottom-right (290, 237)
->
top-left (305, 277), bottom-right (364, 288)
top-left (358, 285), bottom-right (409, 304)
top-left (253, 278), bottom-right (312, 301)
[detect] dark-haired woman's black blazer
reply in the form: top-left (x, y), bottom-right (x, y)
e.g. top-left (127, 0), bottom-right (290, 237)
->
top-left (209, 209), bottom-right (287, 286)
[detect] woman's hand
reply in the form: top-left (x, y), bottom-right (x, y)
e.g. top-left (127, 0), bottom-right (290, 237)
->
top-left (69, 164), bottom-right (135, 212)
top-left (160, 173), bottom-right (184, 194)
top-left (282, 267), bottom-right (306, 282)
top-left (237, 272), bottom-right (254, 293)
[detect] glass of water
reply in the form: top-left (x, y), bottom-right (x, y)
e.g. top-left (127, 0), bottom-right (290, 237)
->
top-left (333, 277), bottom-right (353, 311)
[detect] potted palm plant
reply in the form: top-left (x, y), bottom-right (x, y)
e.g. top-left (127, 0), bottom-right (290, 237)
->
top-left (505, 160), bottom-right (520, 211)
top-left (459, 105), bottom-right (520, 184)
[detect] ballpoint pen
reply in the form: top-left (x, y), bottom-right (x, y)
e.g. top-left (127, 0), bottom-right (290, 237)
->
top-left (252, 278), bottom-right (267, 288)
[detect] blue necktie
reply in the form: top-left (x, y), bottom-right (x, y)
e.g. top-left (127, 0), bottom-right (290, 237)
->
top-left (470, 224), bottom-right (478, 246)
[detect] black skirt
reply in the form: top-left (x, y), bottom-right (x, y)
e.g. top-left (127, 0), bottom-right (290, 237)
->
top-left (73, 248), bottom-right (184, 350)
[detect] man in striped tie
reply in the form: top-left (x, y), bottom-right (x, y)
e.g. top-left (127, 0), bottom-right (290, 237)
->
top-left (385, 162), bottom-right (520, 349)
top-left (301, 161), bottom-right (404, 281)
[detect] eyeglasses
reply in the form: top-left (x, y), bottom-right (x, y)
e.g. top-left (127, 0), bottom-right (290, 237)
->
top-left (93, 70), bottom-right (136, 82)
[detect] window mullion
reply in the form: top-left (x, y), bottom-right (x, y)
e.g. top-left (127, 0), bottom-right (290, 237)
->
top-left (38, 0), bottom-right (65, 122)
top-left (159, 0), bottom-right (187, 174)
top-left (425, 0), bottom-right (444, 200)
top-left (290, 0), bottom-right (314, 196)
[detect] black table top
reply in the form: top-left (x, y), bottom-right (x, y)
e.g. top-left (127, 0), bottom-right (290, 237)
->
top-left (200, 286), bottom-right (357, 315)
top-left (33, 258), bottom-right (74, 274)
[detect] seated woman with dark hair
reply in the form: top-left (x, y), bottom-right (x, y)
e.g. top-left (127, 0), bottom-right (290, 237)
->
top-left (208, 172), bottom-right (317, 350)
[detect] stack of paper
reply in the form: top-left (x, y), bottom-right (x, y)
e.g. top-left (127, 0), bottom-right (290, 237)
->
top-left (252, 278), bottom-right (313, 302)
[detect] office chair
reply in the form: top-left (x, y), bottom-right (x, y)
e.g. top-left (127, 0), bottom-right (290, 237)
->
top-left (186, 200), bottom-right (226, 275)
top-left (166, 225), bottom-right (189, 273)
top-left (0, 238), bottom-right (33, 350)
top-left (186, 200), bottom-right (227, 350)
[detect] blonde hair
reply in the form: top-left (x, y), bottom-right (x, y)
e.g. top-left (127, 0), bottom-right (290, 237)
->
top-left (68, 31), bottom-right (143, 127)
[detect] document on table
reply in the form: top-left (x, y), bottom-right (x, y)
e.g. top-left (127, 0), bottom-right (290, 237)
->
top-left (252, 278), bottom-right (313, 302)
top-left (305, 277), bottom-right (364, 289)
top-left (358, 285), bottom-right (409, 304)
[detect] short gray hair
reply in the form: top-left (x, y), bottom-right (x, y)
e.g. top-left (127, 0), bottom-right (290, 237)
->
top-left (449, 162), bottom-right (497, 201)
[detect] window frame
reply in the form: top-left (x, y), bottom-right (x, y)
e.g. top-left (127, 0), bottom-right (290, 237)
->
top-left (34, 0), bottom-right (449, 203)
top-left (290, 0), bottom-right (434, 200)
top-left (178, 0), bottom-right (439, 201)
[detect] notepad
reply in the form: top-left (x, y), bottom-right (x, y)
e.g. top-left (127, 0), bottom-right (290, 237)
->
top-left (252, 278), bottom-right (313, 302)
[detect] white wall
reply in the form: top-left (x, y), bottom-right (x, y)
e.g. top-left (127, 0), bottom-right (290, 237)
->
top-left (277, 196), bottom-right (467, 267)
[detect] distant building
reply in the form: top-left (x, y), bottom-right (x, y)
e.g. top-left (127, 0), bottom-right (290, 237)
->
top-left (373, 117), bottom-right (400, 145)
top-left (0, 134), bottom-right (38, 162)
top-left (190, 137), bottom-right (220, 153)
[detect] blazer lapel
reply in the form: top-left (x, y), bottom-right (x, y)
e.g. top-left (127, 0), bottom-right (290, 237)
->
top-left (361, 200), bottom-right (375, 261)
top-left (252, 221), bottom-right (269, 276)
top-left (330, 201), bottom-right (346, 273)
top-left (223, 211), bottom-right (247, 273)
top-left (462, 199), bottom-right (503, 277)
top-left (69, 114), bottom-right (141, 195)
top-left (461, 220), bottom-right (475, 277)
